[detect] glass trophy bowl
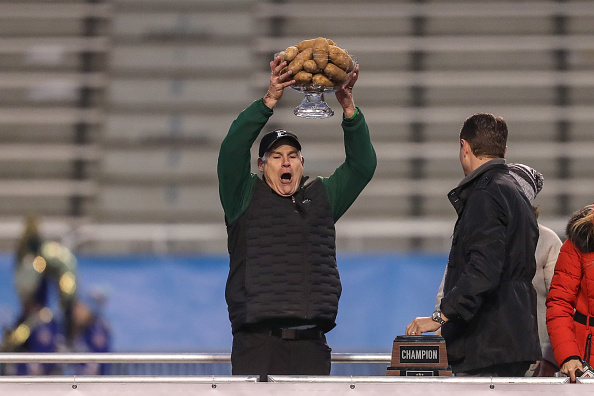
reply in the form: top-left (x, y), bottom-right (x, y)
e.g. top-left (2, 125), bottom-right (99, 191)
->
top-left (290, 84), bottom-right (336, 119)
top-left (275, 52), bottom-right (357, 119)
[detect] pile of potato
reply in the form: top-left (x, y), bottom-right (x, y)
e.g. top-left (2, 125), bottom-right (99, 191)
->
top-left (278, 37), bottom-right (355, 90)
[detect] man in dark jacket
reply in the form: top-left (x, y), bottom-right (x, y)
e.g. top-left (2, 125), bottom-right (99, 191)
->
top-left (217, 56), bottom-right (376, 380)
top-left (406, 113), bottom-right (541, 376)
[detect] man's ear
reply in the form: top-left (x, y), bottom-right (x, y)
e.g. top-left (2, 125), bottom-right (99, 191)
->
top-left (460, 139), bottom-right (470, 155)
top-left (257, 157), bottom-right (264, 172)
top-left (301, 156), bottom-right (305, 167)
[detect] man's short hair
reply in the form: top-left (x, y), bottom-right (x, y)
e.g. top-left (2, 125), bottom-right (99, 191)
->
top-left (460, 113), bottom-right (508, 159)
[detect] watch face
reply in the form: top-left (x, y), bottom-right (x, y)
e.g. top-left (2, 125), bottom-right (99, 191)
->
top-left (432, 311), bottom-right (445, 324)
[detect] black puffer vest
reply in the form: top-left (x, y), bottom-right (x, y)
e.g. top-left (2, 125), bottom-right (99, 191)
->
top-left (225, 177), bottom-right (340, 333)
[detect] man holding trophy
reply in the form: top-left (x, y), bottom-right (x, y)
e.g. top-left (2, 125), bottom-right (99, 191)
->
top-left (217, 54), bottom-right (376, 380)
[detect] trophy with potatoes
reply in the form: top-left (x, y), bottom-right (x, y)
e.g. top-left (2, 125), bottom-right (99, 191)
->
top-left (386, 335), bottom-right (452, 376)
top-left (276, 37), bottom-right (357, 119)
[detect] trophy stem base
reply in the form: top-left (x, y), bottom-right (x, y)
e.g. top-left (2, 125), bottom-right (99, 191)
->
top-left (293, 92), bottom-right (334, 119)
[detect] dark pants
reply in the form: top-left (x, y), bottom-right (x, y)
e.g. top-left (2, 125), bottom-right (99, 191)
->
top-left (231, 330), bottom-right (332, 381)
top-left (456, 361), bottom-right (533, 377)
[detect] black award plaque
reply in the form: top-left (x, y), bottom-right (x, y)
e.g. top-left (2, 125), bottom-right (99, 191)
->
top-left (386, 335), bottom-right (452, 376)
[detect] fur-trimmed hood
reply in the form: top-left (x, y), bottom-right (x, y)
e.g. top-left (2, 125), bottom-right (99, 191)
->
top-left (566, 205), bottom-right (594, 253)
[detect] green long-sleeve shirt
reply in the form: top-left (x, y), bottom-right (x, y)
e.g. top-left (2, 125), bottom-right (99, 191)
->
top-left (217, 98), bottom-right (376, 225)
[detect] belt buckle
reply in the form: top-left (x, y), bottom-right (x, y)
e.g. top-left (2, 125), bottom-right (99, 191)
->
top-left (281, 328), bottom-right (298, 340)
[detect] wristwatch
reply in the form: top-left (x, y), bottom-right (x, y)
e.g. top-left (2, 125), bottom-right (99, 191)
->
top-left (432, 310), bottom-right (447, 325)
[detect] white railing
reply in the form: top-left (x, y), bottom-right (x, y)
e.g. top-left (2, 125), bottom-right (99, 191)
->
top-left (0, 352), bottom-right (391, 365)
top-left (0, 366), bottom-right (580, 396)
top-left (0, 352), bottom-right (393, 378)
top-left (3, 353), bottom-right (591, 396)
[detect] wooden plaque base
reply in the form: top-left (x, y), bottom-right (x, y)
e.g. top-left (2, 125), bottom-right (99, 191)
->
top-left (386, 335), bottom-right (452, 376)
top-left (386, 366), bottom-right (453, 376)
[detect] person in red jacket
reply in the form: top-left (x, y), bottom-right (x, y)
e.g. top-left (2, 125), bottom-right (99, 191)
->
top-left (546, 203), bottom-right (594, 382)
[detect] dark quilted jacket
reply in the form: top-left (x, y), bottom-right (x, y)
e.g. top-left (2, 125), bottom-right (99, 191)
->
top-left (226, 177), bottom-right (340, 333)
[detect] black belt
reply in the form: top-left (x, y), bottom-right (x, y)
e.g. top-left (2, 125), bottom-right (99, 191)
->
top-left (574, 310), bottom-right (594, 326)
top-left (269, 327), bottom-right (324, 340)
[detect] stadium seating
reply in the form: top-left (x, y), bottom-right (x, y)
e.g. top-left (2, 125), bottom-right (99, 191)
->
top-left (0, 0), bottom-right (109, 250)
top-left (2, 0), bottom-right (594, 253)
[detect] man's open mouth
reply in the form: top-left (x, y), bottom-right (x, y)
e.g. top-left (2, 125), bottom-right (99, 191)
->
top-left (281, 172), bottom-right (292, 181)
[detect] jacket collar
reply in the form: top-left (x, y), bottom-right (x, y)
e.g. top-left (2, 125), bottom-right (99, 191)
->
top-left (457, 158), bottom-right (506, 188)
top-left (448, 158), bottom-right (507, 215)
